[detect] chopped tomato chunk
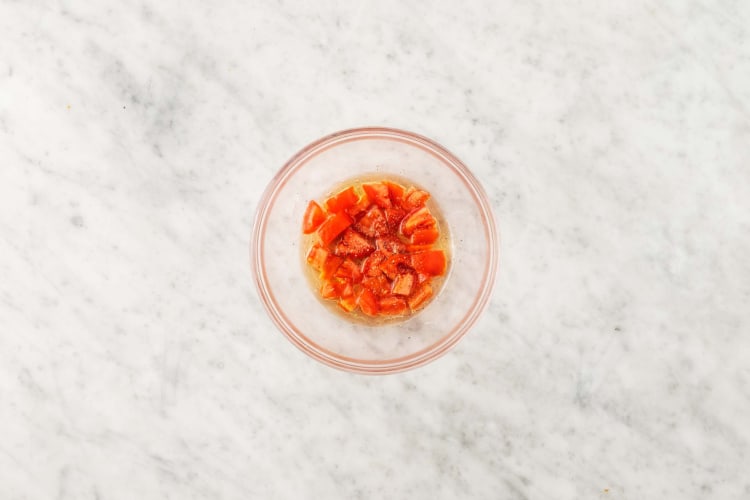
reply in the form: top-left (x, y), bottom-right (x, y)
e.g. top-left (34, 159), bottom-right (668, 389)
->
top-left (384, 207), bottom-right (406, 231)
top-left (391, 272), bottom-right (415, 296)
top-left (306, 244), bottom-right (328, 271)
top-left (408, 283), bottom-right (433, 310)
top-left (385, 181), bottom-right (405, 206)
top-left (357, 288), bottom-right (379, 316)
top-left (409, 227), bottom-right (439, 245)
top-left (380, 253), bottom-right (411, 280)
top-left (320, 255), bottom-right (343, 280)
top-left (376, 236), bottom-right (407, 254)
top-left (339, 294), bottom-right (357, 312)
top-left (410, 250), bottom-right (446, 276)
top-left (317, 212), bottom-right (353, 245)
top-left (361, 250), bottom-right (386, 277)
top-left (325, 186), bottom-right (359, 213)
top-left (302, 201), bottom-right (326, 234)
top-left (354, 206), bottom-right (388, 238)
top-left (362, 182), bottom-right (391, 208)
top-left (334, 228), bottom-right (375, 258)
top-left (400, 206), bottom-right (437, 237)
top-left (379, 296), bottom-right (408, 315)
top-left (362, 274), bottom-right (391, 296)
top-left (334, 258), bottom-right (362, 284)
top-left (402, 187), bottom-right (430, 210)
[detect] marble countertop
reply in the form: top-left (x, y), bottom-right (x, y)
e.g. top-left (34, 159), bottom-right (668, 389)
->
top-left (2, 1), bottom-right (749, 498)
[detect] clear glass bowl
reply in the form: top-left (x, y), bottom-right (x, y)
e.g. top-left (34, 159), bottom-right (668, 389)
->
top-left (251, 127), bottom-right (498, 374)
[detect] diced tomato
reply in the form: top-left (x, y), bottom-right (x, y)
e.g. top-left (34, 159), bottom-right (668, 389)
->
top-left (379, 296), bottom-right (408, 315)
top-left (384, 207), bottom-right (406, 231)
top-left (407, 283), bottom-right (433, 310)
top-left (320, 279), bottom-right (340, 299)
top-left (302, 201), bottom-right (326, 234)
top-left (380, 253), bottom-right (412, 280)
top-left (362, 182), bottom-right (391, 208)
top-left (306, 244), bottom-right (329, 271)
top-left (334, 258), bottom-right (362, 284)
top-left (346, 192), bottom-right (370, 218)
top-left (376, 236), bottom-right (407, 254)
top-left (354, 206), bottom-right (388, 238)
top-left (339, 294), bottom-right (357, 312)
top-left (391, 272), bottom-right (415, 296)
top-left (400, 206), bottom-right (437, 237)
top-left (320, 255), bottom-right (343, 280)
top-left (385, 181), bottom-right (405, 207)
top-left (317, 212), bottom-right (353, 245)
top-left (362, 274), bottom-right (391, 296)
top-left (410, 250), bottom-right (446, 276)
top-left (402, 188), bottom-right (430, 210)
top-left (410, 227), bottom-right (439, 245)
top-left (361, 250), bottom-right (386, 277)
top-left (357, 288), bottom-right (379, 316)
top-left (325, 186), bottom-right (359, 214)
top-left (334, 228), bottom-right (375, 258)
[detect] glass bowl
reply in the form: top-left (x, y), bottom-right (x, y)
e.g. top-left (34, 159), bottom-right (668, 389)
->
top-left (251, 127), bottom-right (498, 374)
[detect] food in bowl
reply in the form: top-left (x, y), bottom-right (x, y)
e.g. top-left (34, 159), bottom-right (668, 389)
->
top-left (302, 178), bottom-right (449, 320)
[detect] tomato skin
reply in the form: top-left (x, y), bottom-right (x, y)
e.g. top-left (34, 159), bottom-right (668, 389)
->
top-left (410, 250), bottom-right (446, 276)
top-left (357, 288), bottom-right (379, 316)
top-left (379, 296), bottom-right (408, 315)
top-left (362, 183), bottom-right (392, 208)
top-left (409, 227), bottom-right (439, 245)
top-left (302, 201), bottom-right (326, 234)
top-left (407, 283), bottom-right (433, 310)
top-left (325, 186), bottom-right (359, 213)
top-left (400, 206), bottom-right (437, 237)
top-left (317, 212), bottom-right (353, 245)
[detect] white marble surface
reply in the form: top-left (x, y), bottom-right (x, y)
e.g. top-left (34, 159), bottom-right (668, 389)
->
top-left (2, 0), bottom-right (749, 498)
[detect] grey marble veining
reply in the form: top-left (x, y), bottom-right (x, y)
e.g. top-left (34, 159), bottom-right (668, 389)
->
top-left (1, 0), bottom-right (749, 498)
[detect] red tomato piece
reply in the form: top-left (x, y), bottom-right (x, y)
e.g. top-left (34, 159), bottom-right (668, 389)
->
top-left (409, 227), bottom-right (439, 245)
top-left (416, 272), bottom-right (430, 284)
top-left (325, 186), bottom-right (359, 214)
top-left (334, 228), bottom-right (375, 258)
top-left (320, 255), bottom-right (344, 280)
top-left (385, 181), bottom-right (405, 207)
top-left (357, 288), bottom-right (379, 316)
top-left (402, 187), bottom-right (430, 210)
top-left (384, 207), bottom-right (406, 231)
top-left (320, 279), bottom-right (340, 299)
top-left (354, 206), bottom-right (388, 238)
top-left (391, 272), bottom-right (415, 296)
top-left (334, 258), bottom-right (362, 284)
top-left (400, 206), bottom-right (437, 237)
top-left (410, 250), bottom-right (446, 276)
top-left (346, 192), bottom-right (370, 218)
top-left (306, 244), bottom-right (329, 271)
top-left (376, 236), bottom-right (407, 254)
top-left (407, 282), bottom-right (433, 310)
top-left (361, 250), bottom-right (386, 277)
top-left (339, 294), bottom-right (357, 312)
top-left (380, 253), bottom-right (412, 280)
top-left (362, 274), bottom-right (391, 296)
top-left (379, 296), bottom-right (408, 315)
top-left (362, 182), bottom-right (392, 208)
top-left (302, 201), bottom-right (326, 234)
top-left (317, 212), bottom-right (353, 245)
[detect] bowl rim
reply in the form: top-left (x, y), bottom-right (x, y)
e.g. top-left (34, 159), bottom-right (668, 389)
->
top-left (251, 126), bottom-right (499, 374)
